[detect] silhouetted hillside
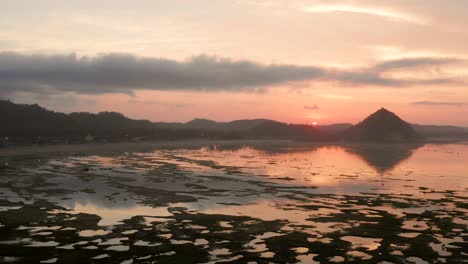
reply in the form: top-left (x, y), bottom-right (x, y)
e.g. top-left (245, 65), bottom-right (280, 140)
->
top-left (0, 100), bottom-right (327, 144)
top-left (0, 100), bottom-right (155, 142)
top-left (2, 101), bottom-right (466, 145)
top-left (224, 119), bottom-right (276, 131)
top-left (185, 118), bottom-right (220, 130)
top-left (154, 118), bottom-right (277, 132)
top-left (249, 121), bottom-right (329, 140)
top-left (320, 123), bottom-right (352, 134)
top-left (154, 118), bottom-right (327, 140)
top-left (0, 100), bottom-right (72, 137)
top-left (344, 108), bottom-right (422, 142)
top-left (184, 118), bottom-right (271, 131)
top-left (68, 111), bottom-right (154, 136)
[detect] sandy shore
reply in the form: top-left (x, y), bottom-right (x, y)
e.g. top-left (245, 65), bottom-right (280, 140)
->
top-left (0, 139), bottom-right (295, 157)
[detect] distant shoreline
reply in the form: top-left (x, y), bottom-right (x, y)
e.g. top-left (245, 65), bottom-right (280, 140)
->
top-left (0, 139), bottom-right (296, 157)
top-left (1, 138), bottom-right (466, 158)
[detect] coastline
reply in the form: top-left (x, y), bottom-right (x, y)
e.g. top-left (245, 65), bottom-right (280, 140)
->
top-left (0, 139), bottom-right (295, 157)
top-left (1, 138), bottom-right (465, 158)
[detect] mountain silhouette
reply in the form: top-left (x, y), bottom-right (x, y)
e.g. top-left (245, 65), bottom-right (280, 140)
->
top-left (248, 121), bottom-right (326, 140)
top-left (1, 101), bottom-right (466, 145)
top-left (344, 108), bottom-right (422, 142)
top-left (0, 100), bottom-right (154, 138)
top-left (0, 100), bottom-right (326, 143)
top-left (183, 118), bottom-right (276, 131)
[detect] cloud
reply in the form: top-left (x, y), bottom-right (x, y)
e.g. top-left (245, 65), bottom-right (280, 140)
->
top-left (411, 101), bottom-right (465, 106)
top-left (0, 52), bottom-right (464, 97)
top-left (373, 57), bottom-right (460, 72)
top-left (0, 52), bottom-right (325, 95)
top-left (304, 105), bottom-right (320, 110)
top-left (301, 4), bottom-right (428, 25)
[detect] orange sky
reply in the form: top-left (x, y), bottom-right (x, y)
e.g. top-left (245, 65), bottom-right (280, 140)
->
top-left (1, 0), bottom-right (467, 126)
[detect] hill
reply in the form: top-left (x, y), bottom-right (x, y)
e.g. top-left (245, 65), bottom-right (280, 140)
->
top-left (0, 100), bottom-right (326, 144)
top-left (248, 121), bottom-right (327, 140)
top-left (183, 118), bottom-right (276, 132)
top-left (344, 108), bottom-right (422, 142)
top-left (0, 100), bottom-right (155, 143)
top-left (2, 101), bottom-right (466, 145)
top-left (156, 119), bottom-right (345, 140)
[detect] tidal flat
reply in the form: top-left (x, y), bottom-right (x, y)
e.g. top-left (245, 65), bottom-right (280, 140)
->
top-left (0, 141), bottom-right (466, 263)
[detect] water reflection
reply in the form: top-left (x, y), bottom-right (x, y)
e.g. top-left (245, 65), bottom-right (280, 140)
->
top-left (343, 143), bottom-right (423, 173)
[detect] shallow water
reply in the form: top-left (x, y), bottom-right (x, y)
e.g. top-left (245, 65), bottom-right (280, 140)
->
top-left (0, 142), bottom-right (466, 263)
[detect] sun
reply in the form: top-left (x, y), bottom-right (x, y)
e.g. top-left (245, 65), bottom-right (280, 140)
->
top-left (312, 122), bottom-right (318, 126)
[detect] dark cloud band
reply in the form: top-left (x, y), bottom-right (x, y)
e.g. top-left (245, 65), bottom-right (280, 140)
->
top-left (0, 52), bottom-right (463, 97)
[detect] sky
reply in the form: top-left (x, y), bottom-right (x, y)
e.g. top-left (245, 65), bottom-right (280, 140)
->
top-left (1, 0), bottom-right (467, 126)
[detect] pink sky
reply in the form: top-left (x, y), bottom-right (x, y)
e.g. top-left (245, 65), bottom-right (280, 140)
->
top-left (2, 0), bottom-right (468, 126)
